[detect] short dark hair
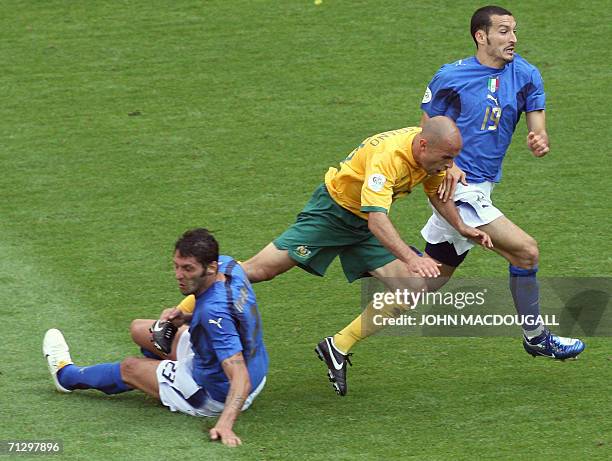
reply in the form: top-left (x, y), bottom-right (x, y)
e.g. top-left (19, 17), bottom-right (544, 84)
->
top-left (174, 228), bottom-right (219, 267)
top-left (470, 5), bottom-right (513, 46)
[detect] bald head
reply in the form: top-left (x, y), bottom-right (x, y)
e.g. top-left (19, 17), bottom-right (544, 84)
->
top-left (420, 116), bottom-right (463, 153)
top-left (412, 116), bottom-right (462, 175)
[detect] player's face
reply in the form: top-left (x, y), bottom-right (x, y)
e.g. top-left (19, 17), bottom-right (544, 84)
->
top-left (173, 251), bottom-right (209, 296)
top-left (423, 147), bottom-right (458, 175)
top-left (482, 15), bottom-right (517, 65)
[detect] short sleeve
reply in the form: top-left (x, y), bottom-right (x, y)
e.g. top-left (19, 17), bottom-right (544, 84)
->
top-left (420, 66), bottom-right (460, 120)
top-left (360, 150), bottom-right (400, 215)
top-left (422, 172), bottom-right (446, 197)
top-left (525, 67), bottom-right (546, 112)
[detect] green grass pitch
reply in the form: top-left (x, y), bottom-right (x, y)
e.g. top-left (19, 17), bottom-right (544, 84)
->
top-left (1, 1), bottom-right (610, 460)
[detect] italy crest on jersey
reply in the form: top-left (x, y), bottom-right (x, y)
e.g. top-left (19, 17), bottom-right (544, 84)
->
top-left (487, 77), bottom-right (499, 93)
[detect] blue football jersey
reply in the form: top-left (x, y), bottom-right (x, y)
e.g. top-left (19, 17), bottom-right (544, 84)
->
top-left (189, 255), bottom-right (268, 402)
top-left (421, 54), bottom-right (545, 183)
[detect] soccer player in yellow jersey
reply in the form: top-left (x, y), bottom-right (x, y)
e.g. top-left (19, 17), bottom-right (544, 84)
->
top-left (243, 116), bottom-right (492, 395)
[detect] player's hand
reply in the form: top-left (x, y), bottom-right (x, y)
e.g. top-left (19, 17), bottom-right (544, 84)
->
top-left (405, 254), bottom-right (441, 278)
top-left (160, 307), bottom-right (184, 324)
top-left (209, 426), bottom-right (242, 447)
top-left (437, 163), bottom-right (467, 202)
top-left (459, 226), bottom-right (494, 249)
top-left (527, 131), bottom-right (549, 157)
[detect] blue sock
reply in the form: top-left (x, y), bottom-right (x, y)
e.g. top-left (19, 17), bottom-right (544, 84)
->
top-left (57, 362), bottom-right (132, 395)
top-left (509, 265), bottom-right (543, 336)
top-left (140, 347), bottom-right (161, 360)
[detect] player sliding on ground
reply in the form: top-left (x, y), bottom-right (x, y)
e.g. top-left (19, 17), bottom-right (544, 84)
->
top-left (43, 229), bottom-right (268, 447)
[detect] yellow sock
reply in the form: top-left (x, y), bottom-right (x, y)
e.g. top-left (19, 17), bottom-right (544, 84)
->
top-left (333, 300), bottom-right (408, 353)
top-left (333, 316), bottom-right (364, 354)
top-left (176, 294), bottom-right (196, 313)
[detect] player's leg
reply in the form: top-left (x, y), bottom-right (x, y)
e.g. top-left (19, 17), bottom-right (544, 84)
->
top-left (423, 241), bottom-right (468, 291)
top-left (421, 183), bottom-right (500, 286)
top-left (316, 242), bottom-right (431, 396)
top-left (130, 319), bottom-right (187, 361)
top-left (478, 215), bottom-right (538, 268)
top-left (333, 242), bottom-right (468, 356)
top-left (421, 182), bottom-right (539, 327)
top-left (44, 328), bottom-right (167, 397)
top-left (479, 216), bottom-right (585, 358)
top-left (331, 257), bottom-right (428, 353)
top-left (43, 329), bottom-right (132, 395)
top-left (331, 242), bottom-right (453, 356)
top-left (480, 215), bottom-right (541, 336)
top-left (119, 357), bottom-right (161, 398)
top-left (241, 243), bottom-right (297, 282)
top-left (245, 185), bottom-right (361, 283)
top-left (242, 185), bottom-right (330, 283)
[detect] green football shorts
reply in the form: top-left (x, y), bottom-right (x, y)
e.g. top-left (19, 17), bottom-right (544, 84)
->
top-left (274, 184), bottom-right (396, 282)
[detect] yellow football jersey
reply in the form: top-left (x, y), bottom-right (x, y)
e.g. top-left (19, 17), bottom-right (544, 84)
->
top-left (324, 127), bottom-right (445, 220)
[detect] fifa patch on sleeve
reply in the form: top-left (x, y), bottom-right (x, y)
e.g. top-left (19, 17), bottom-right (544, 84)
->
top-left (367, 174), bottom-right (386, 192)
top-left (422, 87), bottom-right (432, 103)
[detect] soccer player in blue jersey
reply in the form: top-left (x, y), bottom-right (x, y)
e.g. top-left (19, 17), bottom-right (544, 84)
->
top-left (43, 229), bottom-right (267, 447)
top-left (418, 5), bottom-right (585, 359)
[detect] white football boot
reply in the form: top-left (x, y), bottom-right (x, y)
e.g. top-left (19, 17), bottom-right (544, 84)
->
top-left (43, 328), bottom-right (73, 393)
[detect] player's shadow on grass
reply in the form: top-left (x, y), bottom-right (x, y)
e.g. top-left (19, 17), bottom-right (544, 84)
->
top-left (546, 277), bottom-right (611, 336)
top-left (558, 289), bottom-right (610, 336)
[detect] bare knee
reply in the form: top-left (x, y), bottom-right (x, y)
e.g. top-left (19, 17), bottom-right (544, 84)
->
top-left (120, 357), bottom-right (142, 382)
top-left (511, 237), bottom-right (539, 269)
top-left (130, 319), bottom-right (151, 344)
top-left (129, 319), bottom-right (141, 340)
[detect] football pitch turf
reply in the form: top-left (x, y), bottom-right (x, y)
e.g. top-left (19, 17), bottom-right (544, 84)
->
top-left (1, 1), bottom-right (610, 459)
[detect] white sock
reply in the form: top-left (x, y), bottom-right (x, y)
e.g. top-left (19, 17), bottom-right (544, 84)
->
top-left (523, 324), bottom-right (545, 340)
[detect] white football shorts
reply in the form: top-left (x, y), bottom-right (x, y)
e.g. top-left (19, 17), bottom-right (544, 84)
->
top-left (421, 181), bottom-right (503, 255)
top-left (157, 330), bottom-right (266, 417)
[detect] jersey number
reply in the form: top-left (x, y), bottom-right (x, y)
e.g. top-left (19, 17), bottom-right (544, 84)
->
top-left (481, 107), bottom-right (502, 131)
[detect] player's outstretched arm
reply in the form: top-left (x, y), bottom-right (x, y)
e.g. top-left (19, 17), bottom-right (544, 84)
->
top-left (429, 195), bottom-right (493, 249)
top-left (209, 352), bottom-right (252, 447)
top-left (526, 110), bottom-right (549, 157)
